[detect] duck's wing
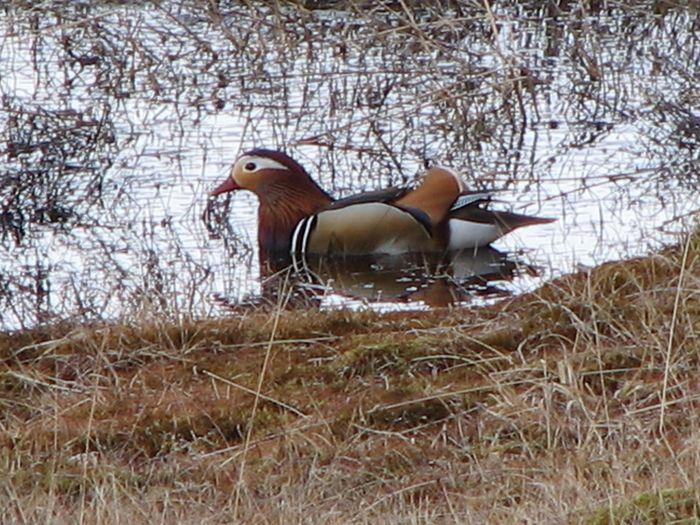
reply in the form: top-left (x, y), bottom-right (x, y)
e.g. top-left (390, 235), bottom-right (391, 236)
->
top-left (292, 201), bottom-right (435, 257)
top-left (449, 191), bottom-right (494, 211)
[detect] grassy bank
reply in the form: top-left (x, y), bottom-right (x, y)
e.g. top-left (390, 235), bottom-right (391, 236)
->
top-left (2, 230), bottom-right (699, 524)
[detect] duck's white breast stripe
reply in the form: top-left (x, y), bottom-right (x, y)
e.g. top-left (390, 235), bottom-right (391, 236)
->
top-left (290, 218), bottom-right (307, 255)
top-left (290, 216), bottom-right (317, 257)
top-left (300, 215), bottom-right (316, 255)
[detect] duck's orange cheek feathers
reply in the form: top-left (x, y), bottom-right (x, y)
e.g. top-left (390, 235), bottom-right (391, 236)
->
top-left (210, 177), bottom-right (241, 196)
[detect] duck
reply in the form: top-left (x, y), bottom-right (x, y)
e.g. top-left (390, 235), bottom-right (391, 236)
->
top-left (210, 148), bottom-right (554, 265)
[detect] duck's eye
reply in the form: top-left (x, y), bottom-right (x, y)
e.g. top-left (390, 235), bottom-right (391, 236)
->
top-left (244, 162), bottom-right (256, 171)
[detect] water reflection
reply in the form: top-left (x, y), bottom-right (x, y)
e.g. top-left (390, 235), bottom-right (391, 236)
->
top-left (249, 247), bottom-right (527, 308)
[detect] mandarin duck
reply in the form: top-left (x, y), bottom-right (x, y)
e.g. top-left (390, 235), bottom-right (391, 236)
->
top-left (210, 149), bottom-right (554, 265)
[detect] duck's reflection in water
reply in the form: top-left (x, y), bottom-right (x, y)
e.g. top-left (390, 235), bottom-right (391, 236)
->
top-left (253, 247), bottom-right (534, 308)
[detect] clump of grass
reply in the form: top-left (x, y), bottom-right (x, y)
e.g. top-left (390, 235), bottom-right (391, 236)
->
top-left (333, 338), bottom-right (435, 377)
top-left (366, 397), bottom-right (454, 429)
top-left (583, 488), bottom-right (700, 525)
top-left (94, 405), bottom-right (282, 458)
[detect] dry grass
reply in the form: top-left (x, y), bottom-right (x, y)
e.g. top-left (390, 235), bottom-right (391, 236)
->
top-left (2, 230), bottom-right (700, 524)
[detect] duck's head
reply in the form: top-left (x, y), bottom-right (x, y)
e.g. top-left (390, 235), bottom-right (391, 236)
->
top-left (211, 149), bottom-right (323, 197)
top-left (210, 148), bottom-right (333, 263)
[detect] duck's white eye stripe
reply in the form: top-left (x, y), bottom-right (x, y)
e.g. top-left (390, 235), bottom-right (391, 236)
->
top-left (237, 156), bottom-right (288, 172)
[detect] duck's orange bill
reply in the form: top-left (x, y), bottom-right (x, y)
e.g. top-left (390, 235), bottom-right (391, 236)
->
top-left (210, 177), bottom-right (241, 196)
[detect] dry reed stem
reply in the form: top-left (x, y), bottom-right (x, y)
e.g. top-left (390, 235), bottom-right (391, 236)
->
top-left (199, 368), bottom-right (308, 418)
top-left (232, 271), bottom-right (289, 519)
top-left (659, 231), bottom-right (692, 434)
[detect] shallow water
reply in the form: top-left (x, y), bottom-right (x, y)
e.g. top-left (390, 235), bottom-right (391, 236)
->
top-left (1, 1), bottom-right (698, 329)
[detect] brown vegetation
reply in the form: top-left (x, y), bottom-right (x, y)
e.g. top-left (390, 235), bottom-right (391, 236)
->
top-left (2, 229), bottom-right (699, 523)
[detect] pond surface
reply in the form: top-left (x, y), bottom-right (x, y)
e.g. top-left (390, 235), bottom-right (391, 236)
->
top-left (1, 1), bottom-right (699, 329)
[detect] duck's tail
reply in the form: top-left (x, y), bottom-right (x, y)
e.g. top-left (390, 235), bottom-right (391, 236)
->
top-left (449, 206), bottom-right (556, 234)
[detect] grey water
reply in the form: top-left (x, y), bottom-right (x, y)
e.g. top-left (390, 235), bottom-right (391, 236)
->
top-left (1, 1), bottom-right (698, 329)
